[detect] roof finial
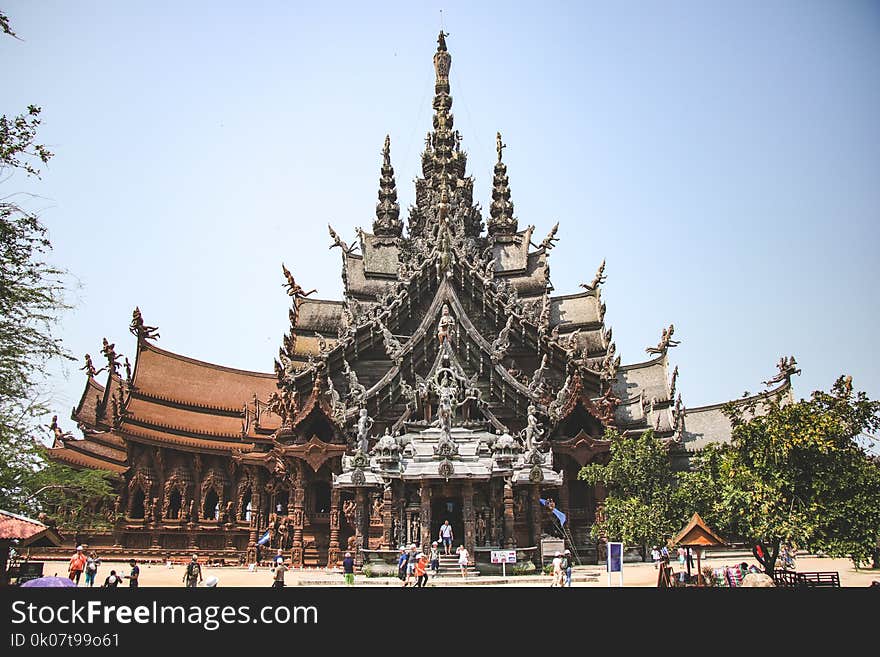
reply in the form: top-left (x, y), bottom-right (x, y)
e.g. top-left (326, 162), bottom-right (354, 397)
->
top-left (374, 135), bottom-right (402, 237)
top-left (488, 131), bottom-right (517, 236)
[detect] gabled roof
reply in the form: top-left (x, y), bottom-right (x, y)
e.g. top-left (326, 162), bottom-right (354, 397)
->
top-left (672, 512), bottom-right (726, 547)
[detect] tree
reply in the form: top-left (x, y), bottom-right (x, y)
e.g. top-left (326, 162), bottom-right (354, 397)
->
top-left (578, 428), bottom-right (679, 555)
top-left (716, 376), bottom-right (880, 573)
top-left (0, 11), bottom-right (116, 524)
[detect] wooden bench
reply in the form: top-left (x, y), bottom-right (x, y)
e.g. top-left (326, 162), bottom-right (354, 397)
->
top-left (774, 570), bottom-right (840, 588)
top-left (796, 571), bottom-right (840, 588)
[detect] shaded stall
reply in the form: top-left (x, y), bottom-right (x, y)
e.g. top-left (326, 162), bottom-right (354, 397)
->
top-left (671, 512), bottom-right (726, 587)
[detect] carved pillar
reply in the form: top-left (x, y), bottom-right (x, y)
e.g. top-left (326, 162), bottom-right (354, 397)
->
top-left (193, 455), bottom-right (203, 522)
top-left (381, 485), bottom-right (393, 549)
top-left (292, 464), bottom-right (305, 568)
top-left (503, 481), bottom-right (515, 548)
top-left (246, 467), bottom-right (262, 564)
top-left (463, 481), bottom-right (475, 562)
top-left (327, 486), bottom-right (341, 568)
top-left (488, 480), bottom-right (498, 546)
top-left (419, 484), bottom-right (432, 550)
top-left (354, 488), bottom-right (368, 567)
top-left (530, 484), bottom-right (542, 548)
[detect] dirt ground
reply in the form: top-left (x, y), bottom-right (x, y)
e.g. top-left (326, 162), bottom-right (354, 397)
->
top-left (38, 554), bottom-right (880, 588)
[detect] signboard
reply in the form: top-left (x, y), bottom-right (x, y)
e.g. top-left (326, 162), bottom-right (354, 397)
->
top-left (491, 550), bottom-right (517, 564)
top-left (607, 542), bottom-right (623, 587)
top-left (491, 550), bottom-right (517, 577)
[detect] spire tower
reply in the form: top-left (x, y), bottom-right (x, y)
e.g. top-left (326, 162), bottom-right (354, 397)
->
top-left (488, 131), bottom-right (517, 235)
top-left (373, 135), bottom-right (402, 237)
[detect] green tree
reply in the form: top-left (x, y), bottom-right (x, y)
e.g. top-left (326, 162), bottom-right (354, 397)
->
top-left (578, 428), bottom-right (679, 555)
top-left (717, 376), bottom-right (880, 573)
top-left (1, 10), bottom-right (116, 524)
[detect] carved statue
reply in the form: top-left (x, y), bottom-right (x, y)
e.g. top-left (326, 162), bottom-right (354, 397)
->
top-left (435, 389), bottom-right (454, 439)
top-left (645, 324), bottom-right (681, 355)
top-left (437, 29), bottom-right (448, 51)
top-left (437, 303), bottom-right (454, 345)
top-left (325, 376), bottom-right (342, 412)
top-left (281, 264), bottom-right (317, 306)
top-left (495, 131), bottom-right (506, 162)
top-left (378, 320), bottom-right (404, 364)
top-left (763, 355), bottom-right (801, 387)
top-left (670, 365), bottom-right (679, 400)
top-left (101, 338), bottom-right (122, 375)
top-left (129, 306), bottom-right (160, 341)
top-left (343, 359), bottom-right (366, 405)
top-left (80, 353), bottom-right (105, 378)
top-left (549, 374), bottom-right (573, 422)
top-left (124, 357), bottom-right (132, 384)
top-left (415, 374), bottom-right (432, 423)
top-left (528, 354), bottom-right (550, 395)
top-left (225, 500), bottom-right (234, 524)
top-left (356, 408), bottom-right (374, 454)
top-left (540, 222), bottom-right (560, 251)
top-left (490, 315), bottom-right (514, 363)
top-left (187, 499), bottom-right (195, 523)
top-left (580, 259), bottom-right (607, 292)
top-left (328, 224), bottom-right (357, 254)
top-left (523, 404), bottom-right (544, 453)
top-left (152, 497), bottom-right (161, 523)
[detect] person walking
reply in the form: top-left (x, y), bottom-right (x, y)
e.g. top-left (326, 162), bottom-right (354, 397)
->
top-left (406, 544), bottom-right (418, 586)
top-left (124, 559), bottom-right (139, 588)
top-left (677, 546), bottom-right (686, 567)
top-left (439, 520), bottom-right (454, 555)
top-left (414, 552), bottom-right (429, 587)
top-left (84, 551), bottom-right (101, 587)
top-left (651, 546), bottom-right (661, 569)
top-left (183, 554), bottom-right (203, 587)
top-left (551, 551), bottom-right (563, 587)
top-left (342, 551), bottom-right (355, 586)
top-left (429, 542), bottom-right (440, 578)
top-left (273, 548), bottom-right (285, 569)
top-left (456, 544), bottom-right (469, 578)
top-left (272, 560), bottom-right (287, 588)
top-left (397, 547), bottom-right (410, 587)
top-left (562, 549), bottom-right (573, 587)
top-left (68, 546), bottom-right (87, 585)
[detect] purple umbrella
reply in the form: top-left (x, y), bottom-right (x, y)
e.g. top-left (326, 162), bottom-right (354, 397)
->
top-left (20, 576), bottom-right (77, 588)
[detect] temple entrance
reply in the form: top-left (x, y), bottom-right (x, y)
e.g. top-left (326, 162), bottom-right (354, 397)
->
top-left (432, 497), bottom-right (462, 551)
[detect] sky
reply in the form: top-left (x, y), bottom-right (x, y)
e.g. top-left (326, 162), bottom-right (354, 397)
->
top-left (3, 1), bottom-right (879, 442)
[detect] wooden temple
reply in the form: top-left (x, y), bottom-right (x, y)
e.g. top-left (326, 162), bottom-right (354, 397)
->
top-left (48, 32), bottom-right (799, 569)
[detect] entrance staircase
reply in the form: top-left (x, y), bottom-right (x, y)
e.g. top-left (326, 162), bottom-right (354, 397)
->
top-left (432, 552), bottom-right (479, 577)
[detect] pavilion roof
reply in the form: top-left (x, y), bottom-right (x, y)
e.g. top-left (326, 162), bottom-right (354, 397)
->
top-left (672, 512), bottom-right (726, 548)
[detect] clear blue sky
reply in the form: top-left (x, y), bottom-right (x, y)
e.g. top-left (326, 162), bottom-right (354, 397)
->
top-left (3, 1), bottom-right (879, 437)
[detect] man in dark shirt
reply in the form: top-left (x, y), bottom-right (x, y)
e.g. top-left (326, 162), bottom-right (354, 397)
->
top-left (102, 570), bottom-right (120, 588)
top-left (125, 559), bottom-right (139, 588)
top-left (342, 551), bottom-right (355, 586)
top-left (183, 554), bottom-right (203, 587)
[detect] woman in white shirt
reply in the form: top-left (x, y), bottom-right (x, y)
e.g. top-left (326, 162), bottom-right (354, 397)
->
top-left (456, 544), bottom-right (469, 578)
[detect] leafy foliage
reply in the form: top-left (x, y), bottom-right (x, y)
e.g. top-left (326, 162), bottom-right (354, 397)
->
top-left (578, 429), bottom-right (679, 551)
top-left (0, 12), bottom-right (112, 528)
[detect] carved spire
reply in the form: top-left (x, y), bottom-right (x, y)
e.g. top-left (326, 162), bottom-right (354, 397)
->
top-left (488, 131), bottom-right (517, 235)
top-left (373, 135), bottom-right (402, 237)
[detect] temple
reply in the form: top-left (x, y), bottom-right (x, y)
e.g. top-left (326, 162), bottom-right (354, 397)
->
top-left (49, 32), bottom-right (799, 569)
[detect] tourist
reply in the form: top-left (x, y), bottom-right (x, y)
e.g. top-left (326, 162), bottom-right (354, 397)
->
top-left (272, 560), bottom-right (287, 588)
top-left (414, 552), bottom-right (429, 587)
top-left (430, 541), bottom-right (440, 577)
top-left (456, 544), bottom-right (469, 578)
top-left (439, 520), bottom-right (454, 555)
top-left (183, 554), bottom-right (203, 587)
top-left (124, 559), bottom-right (140, 588)
top-left (102, 570), bottom-right (120, 588)
top-left (342, 551), bottom-right (355, 586)
top-left (651, 546), bottom-right (661, 569)
top-left (677, 546), bottom-right (686, 567)
top-left (406, 544), bottom-right (418, 586)
top-left (397, 547), bottom-right (409, 587)
top-left (562, 549), bottom-right (573, 587)
top-left (660, 545), bottom-right (669, 562)
top-left (551, 551), bottom-right (563, 587)
top-left (84, 551), bottom-right (101, 587)
top-left (273, 548), bottom-right (285, 569)
top-left (68, 545), bottom-right (87, 585)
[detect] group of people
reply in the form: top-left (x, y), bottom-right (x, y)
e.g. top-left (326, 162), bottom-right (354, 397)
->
top-left (67, 545), bottom-right (139, 587)
top-left (550, 549), bottom-right (573, 587)
top-left (395, 520), bottom-right (471, 586)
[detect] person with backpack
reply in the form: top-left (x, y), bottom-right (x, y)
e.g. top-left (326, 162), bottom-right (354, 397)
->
top-left (397, 547), bottom-right (410, 587)
top-left (183, 554), bottom-right (203, 587)
top-left (102, 570), bottom-right (120, 588)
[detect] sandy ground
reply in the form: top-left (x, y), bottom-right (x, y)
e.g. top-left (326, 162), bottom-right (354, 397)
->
top-left (41, 554), bottom-right (880, 588)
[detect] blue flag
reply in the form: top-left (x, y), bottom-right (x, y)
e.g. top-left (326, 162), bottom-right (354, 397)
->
top-left (257, 529), bottom-right (271, 546)
top-left (539, 498), bottom-right (567, 526)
